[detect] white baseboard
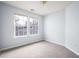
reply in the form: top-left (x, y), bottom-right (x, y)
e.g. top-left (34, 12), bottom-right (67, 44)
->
top-left (0, 39), bottom-right (79, 56)
top-left (45, 39), bottom-right (65, 47)
top-left (66, 46), bottom-right (79, 56)
top-left (46, 39), bottom-right (79, 56)
top-left (0, 40), bottom-right (44, 52)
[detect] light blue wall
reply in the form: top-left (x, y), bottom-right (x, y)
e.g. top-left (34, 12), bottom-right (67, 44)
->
top-left (0, 2), bottom-right (43, 49)
top-left (0, 3), bottom-right (3, 49)
top-left (44, 2), bottom-right (79, 55)
top-left (65, 2), bottom-right (79, 55)
top-left (1, 2), bottom-right (79, 55)
top-left (44, 10), bottom-right (65, 46)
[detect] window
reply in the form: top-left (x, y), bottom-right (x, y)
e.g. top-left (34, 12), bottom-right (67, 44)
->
top-left (14, 14), bottom-right (38, 37)
top-left (14, 14), bottom-right (28, 36)
top-left (29, 17), bottom-right (38, 34)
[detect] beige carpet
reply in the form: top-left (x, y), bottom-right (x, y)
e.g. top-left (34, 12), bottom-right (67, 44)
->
top-left (0, 41), bottom-right (79, 58)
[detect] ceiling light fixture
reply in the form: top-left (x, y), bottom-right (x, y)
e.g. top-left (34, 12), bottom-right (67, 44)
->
top-left (42, 1), bottom-right (47, 8)
top-left (30, 9), bottom-right (35, 12)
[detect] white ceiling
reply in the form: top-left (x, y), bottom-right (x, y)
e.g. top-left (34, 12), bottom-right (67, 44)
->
top-left (3, 1), bottom-right (72, 16)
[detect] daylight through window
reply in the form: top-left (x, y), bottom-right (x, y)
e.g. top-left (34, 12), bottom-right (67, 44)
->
top-left (14, 14), bottom-right (38, 37)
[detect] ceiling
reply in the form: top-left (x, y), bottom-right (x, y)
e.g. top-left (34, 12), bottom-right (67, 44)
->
top-left (3, 1), bottom-right (72, 16)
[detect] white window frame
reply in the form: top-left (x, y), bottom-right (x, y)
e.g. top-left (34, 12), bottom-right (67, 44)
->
top-left (28, 16), bottom-right (39, 35)
top-left (14, 14), bottom-right (39, 38)
top-left (14, 14), bottom-right (29, 38)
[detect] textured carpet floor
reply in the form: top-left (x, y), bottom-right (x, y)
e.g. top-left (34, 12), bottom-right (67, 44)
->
top-left (0, 41), bottom-right (79, 58)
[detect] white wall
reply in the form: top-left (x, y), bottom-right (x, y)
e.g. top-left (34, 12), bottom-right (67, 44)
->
top-left (0, 2), bottom-right (43, 50)
top-left (65, 2), bottom-right (79, 55)
top-left (44, 10), bottom-right (65, 46)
